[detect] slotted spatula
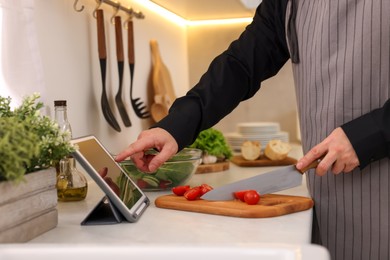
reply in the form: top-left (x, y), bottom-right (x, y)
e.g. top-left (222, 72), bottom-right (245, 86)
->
top-left (114, 15), bottom-right (131, 127)
top-left (96, 9), bottom-right (121, 132)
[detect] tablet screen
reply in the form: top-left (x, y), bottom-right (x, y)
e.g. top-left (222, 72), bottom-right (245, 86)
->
top-left (74, 136), bottom-right (144, 210)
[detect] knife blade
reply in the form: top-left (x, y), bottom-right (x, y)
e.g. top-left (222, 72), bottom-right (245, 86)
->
top-left (201, 160), bottom-right (319, 201)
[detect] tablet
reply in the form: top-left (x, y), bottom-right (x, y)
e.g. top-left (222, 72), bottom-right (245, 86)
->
top-left (71, 135), bottom-right (149, 223)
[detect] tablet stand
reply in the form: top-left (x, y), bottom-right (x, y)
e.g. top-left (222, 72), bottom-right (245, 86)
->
top-left (81, 196), bottom-right (124, 225)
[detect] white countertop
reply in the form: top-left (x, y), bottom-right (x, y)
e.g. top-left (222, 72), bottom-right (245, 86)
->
top-left (0, 144), bottom-right (332, 259)
top-left (26, 144), bottom-right (313, 246)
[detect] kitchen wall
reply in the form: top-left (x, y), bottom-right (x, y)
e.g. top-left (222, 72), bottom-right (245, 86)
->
top-left (33, 0), bottom-right (189, 154)
top-left (187, 24), bottom-right (299, 143)
top-left (32, 0), bottom-right (298, 155)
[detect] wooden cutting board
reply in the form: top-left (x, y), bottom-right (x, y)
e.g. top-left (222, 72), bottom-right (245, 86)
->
top-left (150, 39), bottom-right (176, 102)
top-left (231, 155), bottom-right (297, 167)
top-left (196, 161), bottom-right (230, 174)
top-left (155, 194), bottom-right (314, 218)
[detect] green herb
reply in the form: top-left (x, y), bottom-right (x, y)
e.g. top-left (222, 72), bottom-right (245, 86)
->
top-left (154, 162), bottom-right (194, 184)
top-left (0, 117), bottom-right (40, 182)
top-left (0, 93), bottom-right (77, 183)
top-left (189, 128), bottom-right (232, 159)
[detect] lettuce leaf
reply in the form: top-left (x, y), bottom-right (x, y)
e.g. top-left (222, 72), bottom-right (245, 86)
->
top-left (189, 128), bottom-right (232, 159)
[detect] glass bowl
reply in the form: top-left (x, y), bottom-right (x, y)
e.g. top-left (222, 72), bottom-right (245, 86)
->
top-left (119, 148), bottom-right (202, 191)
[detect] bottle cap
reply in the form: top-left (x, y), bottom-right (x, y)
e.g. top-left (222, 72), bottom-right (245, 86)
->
top-left (54, 100), bottom-right (67, 107)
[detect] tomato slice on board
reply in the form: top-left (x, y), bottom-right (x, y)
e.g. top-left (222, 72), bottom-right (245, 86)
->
top-left (173, 184), bottom-right (213, 200)
top-left (199, 184), bottom-right (213, 195)
top-left (243, 190), bottom-right (260, 205)
top-left (233, 190), bottom-right (250, 202)
top-left (184, 186), bottom-right (202, 200)
top-left (172, 185), bottom-right (191, 196)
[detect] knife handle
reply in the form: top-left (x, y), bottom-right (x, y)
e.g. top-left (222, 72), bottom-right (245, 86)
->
top-left (296, 157), bottom-right (322, 174)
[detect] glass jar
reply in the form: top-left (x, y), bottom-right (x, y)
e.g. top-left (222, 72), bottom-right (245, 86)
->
top-left (56, 157), bottom-right (88, 202)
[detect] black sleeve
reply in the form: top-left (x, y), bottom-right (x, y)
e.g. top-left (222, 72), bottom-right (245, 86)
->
top-left (154, 0), bottom-right (290, 151)
top-left (341, 98), bottom-right (390, 169)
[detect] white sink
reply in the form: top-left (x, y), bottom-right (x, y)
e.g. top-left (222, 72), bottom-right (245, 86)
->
top-left (0, 244), bottom-right (329, 260)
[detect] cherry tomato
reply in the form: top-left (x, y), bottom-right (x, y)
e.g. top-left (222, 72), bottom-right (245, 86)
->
top-left (244, 190), bottom-right (260, 205)
top-left (184, 186), bottom-right (202, 200)
top-left (137, 179), bottom-right (148, 189)
top-left (233, 190), bottom-right (250, 202)
top-left (199, 184), bottom-right (213, 195)
top-left (172, 185), bottom-right (190, 196)
top-left (159, 180), bottom-right (172, 189)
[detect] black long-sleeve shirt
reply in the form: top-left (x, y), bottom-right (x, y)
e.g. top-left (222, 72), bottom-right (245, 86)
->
top-left (154, 0), bottom-right (389, 169)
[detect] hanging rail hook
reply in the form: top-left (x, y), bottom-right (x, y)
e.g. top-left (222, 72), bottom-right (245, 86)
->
top-left (73, 0), bottom-right (84, 12)
top-left (111, 2), bottom-right (121, 24)
top-left (133, 9), bottom-right (145, 19)
top-left (93, 0), bottom-right (103, 18)
top-left (123, 9), bottom-right (133, 29)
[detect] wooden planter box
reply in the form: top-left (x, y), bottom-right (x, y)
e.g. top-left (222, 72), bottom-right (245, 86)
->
top-left (0, 168), bottom-right (58, 243)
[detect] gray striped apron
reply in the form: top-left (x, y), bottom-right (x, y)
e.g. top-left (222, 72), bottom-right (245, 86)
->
top-left (287, 1), bottom-right (390, 259)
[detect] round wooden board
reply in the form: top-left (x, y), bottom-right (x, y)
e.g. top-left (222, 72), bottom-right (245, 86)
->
top-left (231, 155), bottom-right (297, 167)
top-left (196, 161), bottom-right (230, 174)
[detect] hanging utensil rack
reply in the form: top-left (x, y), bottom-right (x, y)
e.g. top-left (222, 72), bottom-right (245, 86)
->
top-left (73, 0), bottom-right (145, 19)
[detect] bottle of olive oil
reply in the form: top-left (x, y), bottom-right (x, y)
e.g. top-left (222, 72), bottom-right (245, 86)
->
top-left (57, 157), bottom-right (88, 201)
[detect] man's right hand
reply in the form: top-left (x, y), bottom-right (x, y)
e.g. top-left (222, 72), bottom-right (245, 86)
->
top-left (115, 127), bottom-right (178, 173)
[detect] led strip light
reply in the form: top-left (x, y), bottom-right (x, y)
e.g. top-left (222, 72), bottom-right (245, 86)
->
top-left (132, 0), bottom-right (253, 27)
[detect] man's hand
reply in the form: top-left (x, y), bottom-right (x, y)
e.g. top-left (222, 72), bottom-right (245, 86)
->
top-left (115, 128), bottom-right (178, 173)
top-left (296, 127), bottom-right (360, 175)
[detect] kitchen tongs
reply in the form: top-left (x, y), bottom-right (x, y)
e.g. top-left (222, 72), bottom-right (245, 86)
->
top-left (96, 9), bottom-right (121, 132)
top-left (127, 18), bottom-right (150, 119)
top-left (114, 15), bottom-right (131, 127)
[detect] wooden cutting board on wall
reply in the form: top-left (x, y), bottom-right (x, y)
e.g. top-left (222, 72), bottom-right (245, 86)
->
top-left (155, 194), bottom-right (314, 218)
top-left (150, 39), bottom-right (176, 122)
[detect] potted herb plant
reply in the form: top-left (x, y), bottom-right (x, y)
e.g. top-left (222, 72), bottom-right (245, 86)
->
top-left (0, 93), bottom-right (76, 243)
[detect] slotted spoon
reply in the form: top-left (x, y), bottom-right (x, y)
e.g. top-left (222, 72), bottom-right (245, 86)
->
top-left (127, 18), bottom-right (150, 119)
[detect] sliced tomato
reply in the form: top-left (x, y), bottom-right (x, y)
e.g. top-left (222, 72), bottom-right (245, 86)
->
top-left (233, 190), bottom-right (250, 202)
top-left (244, 190), bottom-right (260, 205)
top-left (184, 186), bottom-right (202, 200)
top-left (172, 185), bottom-right (190, 196)
top-left (199, 183), bottom-right (213, 195)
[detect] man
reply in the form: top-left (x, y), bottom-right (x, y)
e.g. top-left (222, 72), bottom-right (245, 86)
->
top-left (116, 1), bottom-right (390, 259)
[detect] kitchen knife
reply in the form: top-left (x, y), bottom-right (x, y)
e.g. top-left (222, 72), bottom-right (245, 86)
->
top-left (201, 160), bottom-right (320, 201)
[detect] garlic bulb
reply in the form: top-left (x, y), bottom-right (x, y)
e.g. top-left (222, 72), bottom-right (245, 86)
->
top-left (202, 154), bottom-right (218, 164)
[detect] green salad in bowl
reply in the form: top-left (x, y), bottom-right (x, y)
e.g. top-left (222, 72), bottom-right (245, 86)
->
top-left (119, 148), bottom-right (202, 191)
